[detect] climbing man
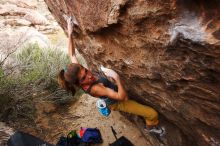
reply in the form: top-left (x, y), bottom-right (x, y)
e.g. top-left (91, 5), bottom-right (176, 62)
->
top-left (58, 17), bottom-right (165, 136)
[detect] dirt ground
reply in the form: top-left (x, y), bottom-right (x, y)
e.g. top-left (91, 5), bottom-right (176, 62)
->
top-left (31, 94), bottom-right (152, 146)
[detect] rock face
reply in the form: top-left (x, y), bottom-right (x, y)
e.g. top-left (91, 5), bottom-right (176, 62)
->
top-left (44, 0), bottom-right (220, 146)
top-left (0, 0), bottom-right (60, 34)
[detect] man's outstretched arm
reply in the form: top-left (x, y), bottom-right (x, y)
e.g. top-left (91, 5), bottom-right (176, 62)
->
top-left (67, 17), bottom-right (78, 64)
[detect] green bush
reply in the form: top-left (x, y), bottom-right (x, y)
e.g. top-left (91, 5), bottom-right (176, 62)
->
top-left (15, 43), bottom-right (70, 89)
top-left (0, 43), bottom-right (85, 121)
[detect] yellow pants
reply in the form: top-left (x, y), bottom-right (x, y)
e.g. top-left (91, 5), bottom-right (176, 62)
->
top-left (109, 99), bottom-right (159, 126)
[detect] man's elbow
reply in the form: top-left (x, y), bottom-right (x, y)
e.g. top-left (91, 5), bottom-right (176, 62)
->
top-left (118, 95), bottom-right (128, 101)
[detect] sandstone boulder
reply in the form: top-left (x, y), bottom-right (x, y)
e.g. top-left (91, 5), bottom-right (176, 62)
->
top-left (0, 3), bottom-right (50, 26)
top-left (8, 0), bottom-right (37, 9)
top-left (0, 26), bottom-right (50, 51)
top-left (0, 4), bottom-right (26, 16)
top-left (23, 11), bottom-right (50, 25)
top-left (3, 18), bottom-right (31, 26)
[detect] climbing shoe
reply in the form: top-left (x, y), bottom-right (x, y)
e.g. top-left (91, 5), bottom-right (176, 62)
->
top-left (144, 125), bottom-right (165, 137)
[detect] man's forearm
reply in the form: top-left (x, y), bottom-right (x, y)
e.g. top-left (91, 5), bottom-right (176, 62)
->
top-left (68, 35), bottom-right (75, 56)
top-left (115, 78), bottom-right (128, 101)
